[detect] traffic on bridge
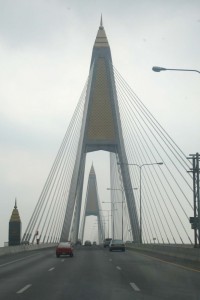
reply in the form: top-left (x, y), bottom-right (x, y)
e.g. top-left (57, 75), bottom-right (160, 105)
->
top-left (0, 245), bottom-right (200, 300)
top-left (1, 2), bottom-right (200, 300)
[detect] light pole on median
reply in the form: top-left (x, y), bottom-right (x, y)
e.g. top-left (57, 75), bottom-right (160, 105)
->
top-left (152, 66), bottom-right (200, 74)
top-left (102, 201), bottom-right (118, 239)
top-left (100, 210), bottom-right (112, 238)
top-left (99, 216), bottom-right (107, 240)
top-left (106, 187), bottom-right (138, 241)
top-left (106, 188), bottom-right (124, 241)
top-left (117, 162), bottom-right (163, 244)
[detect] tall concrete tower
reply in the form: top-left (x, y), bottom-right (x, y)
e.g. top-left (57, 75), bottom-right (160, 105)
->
top-left (79, 164), bottom-right (104, 243)
top-left (60, 18), bottom-right (140, 243)
top-left (9, 199), bottom-right (21, 246)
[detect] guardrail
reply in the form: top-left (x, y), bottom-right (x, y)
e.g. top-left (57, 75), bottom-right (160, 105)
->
top-left (0, 243), bottom-right (57, 256)
top-left (126, 243), bottom-right (200, 262)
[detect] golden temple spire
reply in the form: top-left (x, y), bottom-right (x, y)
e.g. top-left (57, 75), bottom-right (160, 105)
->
top-left (10, 199), bottom-right (21, 222)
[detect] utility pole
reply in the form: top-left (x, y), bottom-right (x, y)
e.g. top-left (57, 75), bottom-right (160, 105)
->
top-left (187, 153), bottom-right (200, 248)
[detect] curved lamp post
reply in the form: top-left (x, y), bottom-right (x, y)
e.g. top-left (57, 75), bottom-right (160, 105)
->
top-left (100, 209), bottom-right (112, 238)
top-left (117, 162), bottom-right (163, 244)
top-left (106, 188), bottom-right (125, 241)
top-left (152, 66), bottom-right (200, 74)
top-left (106, 187), bottom-right (138, 241)
top-left (102, 201), bottom-right (118, 239)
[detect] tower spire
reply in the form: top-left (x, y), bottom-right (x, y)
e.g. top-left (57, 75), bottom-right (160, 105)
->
top-left (9, 198), bottom-right (21, 245)
top-left (90, 163), bottom-right (95, 175)
top-left (100, 14), bottom-right (103, 28)
top-left (94, 15), bottom-right (109, 48)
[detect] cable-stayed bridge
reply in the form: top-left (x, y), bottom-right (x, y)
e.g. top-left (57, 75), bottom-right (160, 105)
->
top-left (22, 19), bottom-right (195, 247)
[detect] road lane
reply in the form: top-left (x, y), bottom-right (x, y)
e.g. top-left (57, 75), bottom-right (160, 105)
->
top-left (0, 246), bottom-right (199, 299)
top-left (0, 247), bottom-right (57, 298)
top-left (107, 248), bottom-right (200, 299)
top-left (22, 246), bottom-right (135, 300)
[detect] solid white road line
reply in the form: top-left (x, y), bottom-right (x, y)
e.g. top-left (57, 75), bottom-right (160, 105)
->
top-left (16, 284), bottom-right (32, 294)
top-left (116, 266), bottom-right (122, 270)
top-left (48, 267), bottom-right (55, 271)
top-left (130, 282), bottom-right (140, 292)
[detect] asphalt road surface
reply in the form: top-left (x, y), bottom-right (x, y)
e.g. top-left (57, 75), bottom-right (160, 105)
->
top-left (0, 245), bottom-right (199, 300)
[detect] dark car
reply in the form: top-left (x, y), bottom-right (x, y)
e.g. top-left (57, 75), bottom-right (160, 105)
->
top-left (84, 240), bottom-right (92, 246)
top-left (103, 238), bottom-right (112, 248)
top-left (56, 242), bottom-right (74, 257)
top-left (75, 239), bottom-right (82, 245)
top-left (109, 239), bottom-right (125, 252)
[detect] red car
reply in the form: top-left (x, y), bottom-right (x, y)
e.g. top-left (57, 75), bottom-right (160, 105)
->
top-left (56, 242), bottom-right (74, 258)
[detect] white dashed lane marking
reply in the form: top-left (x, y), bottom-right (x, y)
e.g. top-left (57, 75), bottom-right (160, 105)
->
top-left (130, 282), bottom-right (140, 292)
top-left (16, 284), bottom-right (32, 294)
top-left (48, 267), bottom-right (55, 271)
top-left (116, 266), bottom-right (122, 270)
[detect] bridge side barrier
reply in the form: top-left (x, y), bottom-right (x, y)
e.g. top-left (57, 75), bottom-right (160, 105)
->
top-left (126, 243), bottom-right (200, 262)
top-left (0, 243), bottom-right (57, 256)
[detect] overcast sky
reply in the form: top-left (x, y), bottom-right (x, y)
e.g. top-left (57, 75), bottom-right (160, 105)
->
top-left (0, 0), bottom-right (200, 246)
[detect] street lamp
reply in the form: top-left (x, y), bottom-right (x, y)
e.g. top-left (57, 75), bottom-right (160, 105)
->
top-left (117, 162), bottom-right (163, 244)
top-left (99, 216), bottom-right (107, 240)
top-left (106, 187), bottom-right (137, 241)
top-left (102, 201), bottom-right (118, 239)
top-left (100, 210), bottom-right (112, 238)
top-left (152, 66), bottom-right (199, 247)
top-left (106, 188), bottom-right (124, 241)
top-left (152, 66), bottom-right (200, 74)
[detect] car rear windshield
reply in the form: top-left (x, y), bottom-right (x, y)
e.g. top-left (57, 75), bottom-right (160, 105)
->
top-left (58, 242), bottom-right (71, 248)
top-left (112, 240), bottom-right (123, 244)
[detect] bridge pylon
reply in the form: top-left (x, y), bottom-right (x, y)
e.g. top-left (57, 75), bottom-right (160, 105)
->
top-left (60, 19), bottom-right (140, 243)
top-left (78, 164), bottom-right (104, 244)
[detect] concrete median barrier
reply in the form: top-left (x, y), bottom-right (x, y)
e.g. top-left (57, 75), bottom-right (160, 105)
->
top-left (0, 243), bottom-right (57, 256)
